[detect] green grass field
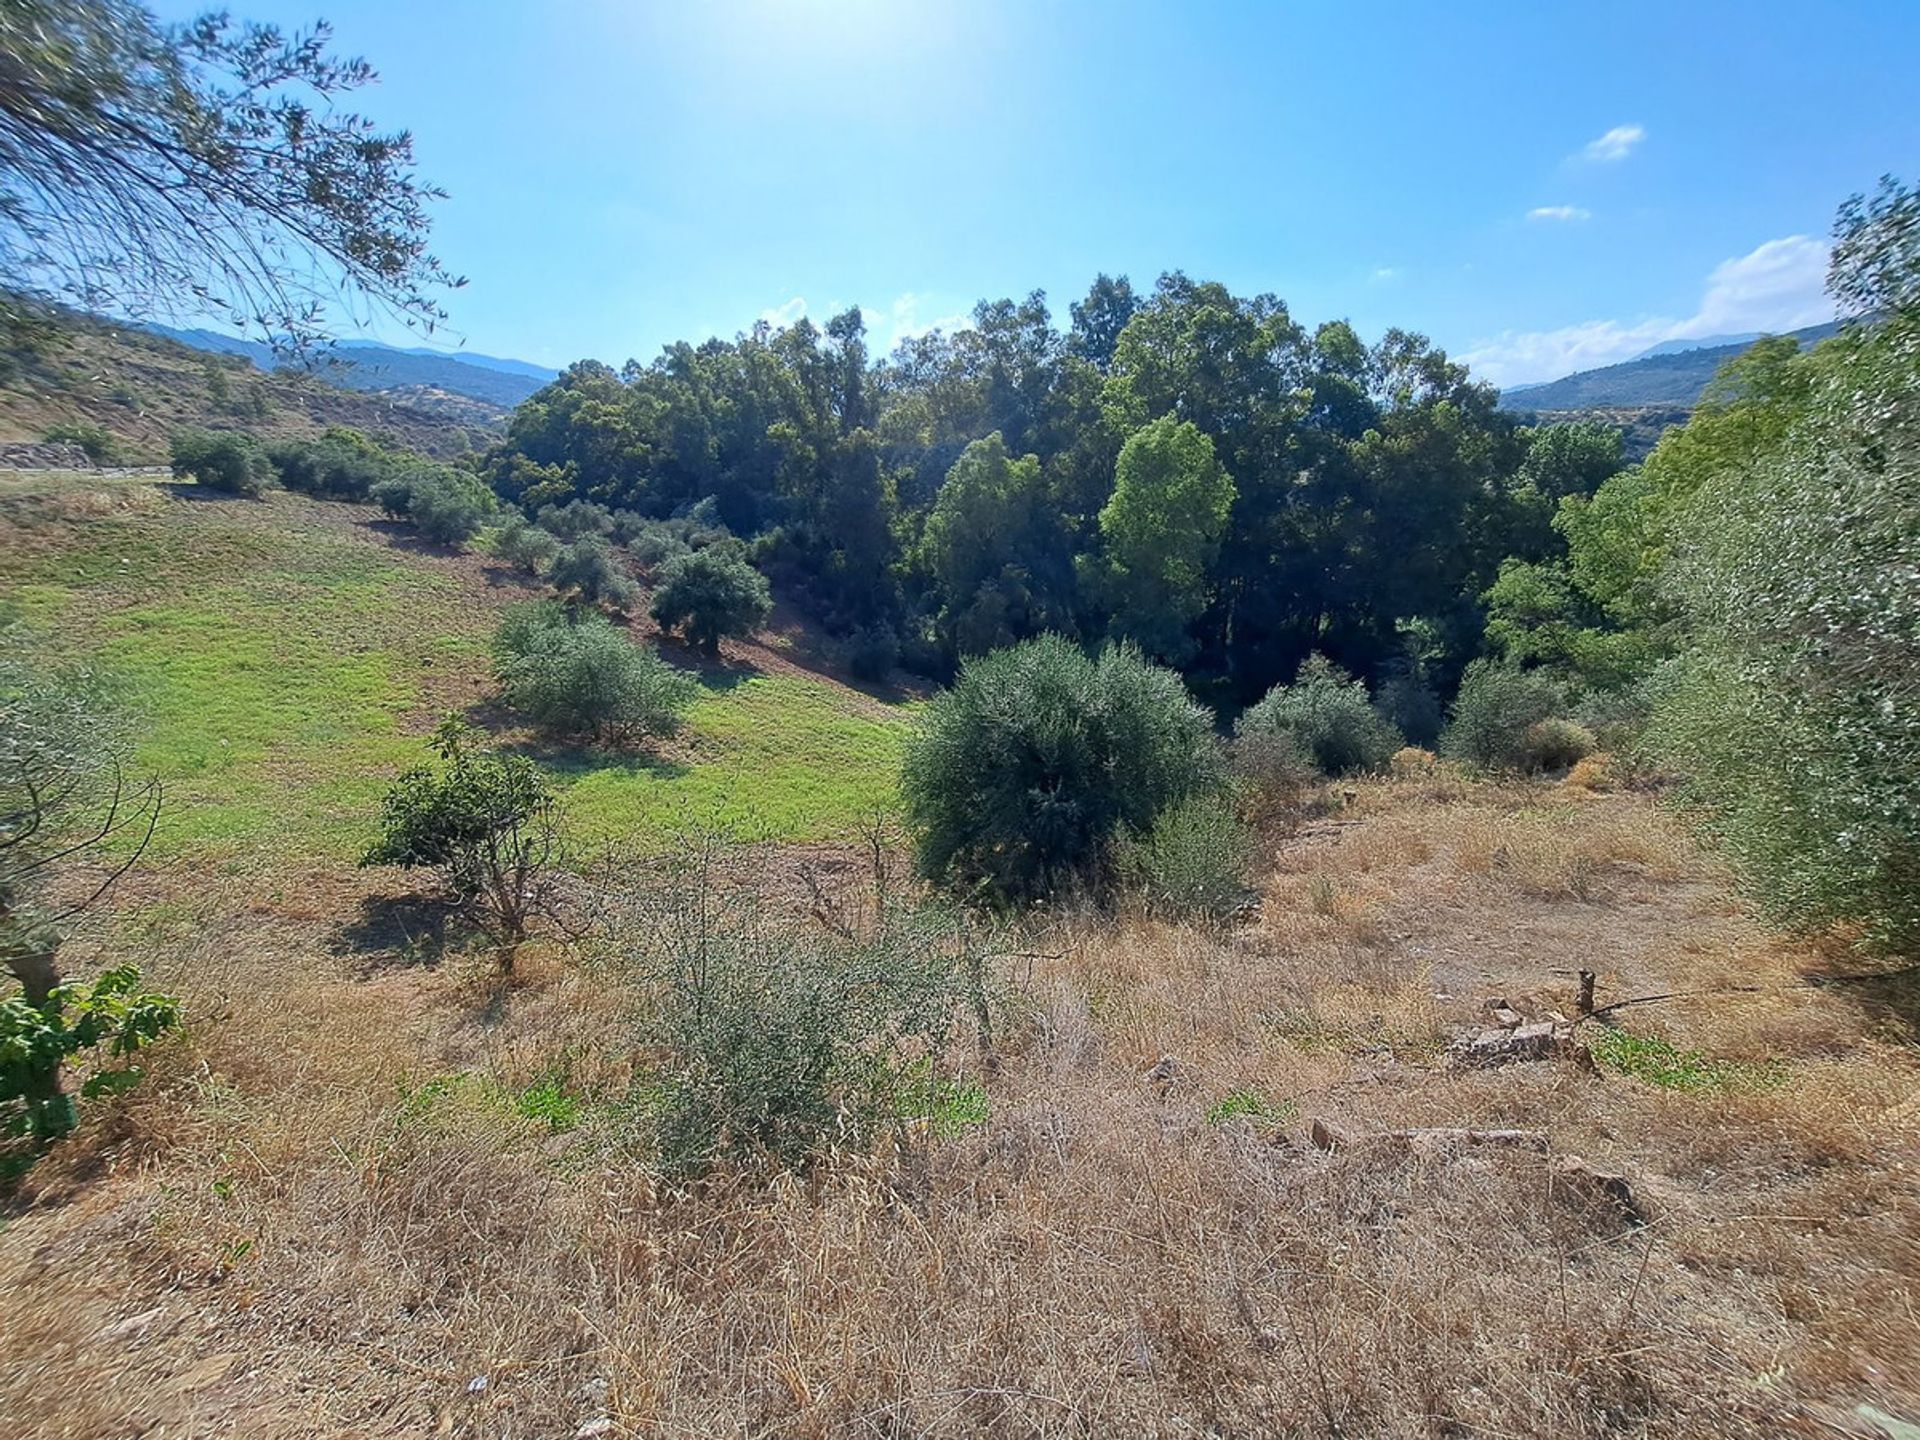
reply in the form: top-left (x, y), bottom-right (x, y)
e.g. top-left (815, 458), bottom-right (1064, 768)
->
top-left (0, 474), bottom-right (914, 865)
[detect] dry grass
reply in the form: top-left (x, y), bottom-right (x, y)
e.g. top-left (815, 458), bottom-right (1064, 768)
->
top-left (3, 778), bottom-right (1919, 1437)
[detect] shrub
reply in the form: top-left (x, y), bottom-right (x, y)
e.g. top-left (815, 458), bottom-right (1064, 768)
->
top-left (1563, 752), bottom-right (1616, 793)
top-left (369, 463), bottom-right (493, 546)
top-left (549, 534), bottom-right (641, 611)
top-left (43, 421), bottom-right (117, 464)
top-left (491, 515), bottom-right (561, 575)
top-left (1229, 726), bottom-right (1319, 825)
top-left (169, 427), bottom-right (270, 496)
top-left (2, 626), bottom-right (173, 1153)
top-left (902, 636), bottom-right (1219, 905)
top-left (651, 545), bottom-right (772, 654)
top-left (492, 601), bottom-right (695, 744)
top-left (1440, 661), bottom-right (1564, 771)
top-left (625, 852), bottom-right (976, 1176)
top-left (1115, 793), bottom-right (1251, 925)
top-left (402, 465), bottom-right (492, 546)
top-left (1521, 717), bottom-right (1597, 772)
top-left (536, 498), bottom-right (614, 541)
top-left (360, 720), bottom-right (557, 953)
top-left (1645, 309), bottom-right (1920, 953)
top-left (1390, 745), bottom-right (1437, 778)
top-left (1236, 654), bottom-right (1401, 776)
top-left (2, 965), bottom-right (179, 1145)
top-left (840, 623), bottom-right (900, 683)
top-left (267, 427), bottom-right (391, 501)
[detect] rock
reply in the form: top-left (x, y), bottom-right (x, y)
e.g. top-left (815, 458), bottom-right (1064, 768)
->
top-left (98, 1306), bottom-right (167, 1343)
top-left (1555, 1156), bottom-right (1645, 1226)
top-left (466, 1376), bottom-right (489, 1396)
top-left (1142, 1054), bottom-right (1180, 1090)
top-left (1455, 1020), bottom-right (1581, 1068)
top-left (576, 1419), bottom-right (613, 1439)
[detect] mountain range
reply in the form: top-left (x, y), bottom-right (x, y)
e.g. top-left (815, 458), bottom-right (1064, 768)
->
top-left (1499, 321), bottom-right (1842, 411)
top-left (142, 325), bottom-right (560, 409)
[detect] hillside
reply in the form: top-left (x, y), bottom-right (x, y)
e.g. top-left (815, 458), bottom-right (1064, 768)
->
top-left (2, 468), bottom-right (1916, 1435)
top-left (1499, 320), bottom-right (1842, 411)
top-left (0, 312), bottom-right (508, 462)
top-left (145, 325), bottom-right (559, 409)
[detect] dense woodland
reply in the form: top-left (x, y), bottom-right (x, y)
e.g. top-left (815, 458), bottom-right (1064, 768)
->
top-left (481, 275), bottom-right (1620, 712)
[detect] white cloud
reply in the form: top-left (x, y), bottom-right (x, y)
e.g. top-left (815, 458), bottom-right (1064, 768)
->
top-left (1370, 266), bottom-right (1402, 284)
top-left (867, 292), bottom-right (970, 353)
top-left (751, 291), bottom-right (972, 353)
top-left (1527, 205), bottom-right (1591, 223)
top-left (1579, 123), bottom-right (1646, 163)
top-left (1459, 234), bottom-right (1834, 388)
top-left (758, 296), bottom-right (809, 329)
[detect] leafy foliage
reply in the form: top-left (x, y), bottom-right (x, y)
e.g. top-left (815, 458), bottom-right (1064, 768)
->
top-left (490, 515), bottom-right (561, 575)
top-left (619, 847), bottom-right (980, 1176)
top-left (1, 964), bottom-right (178, 1144)
top-left (371, 463), bottom-right (494, 547)
top-left (1440, 661), bottom-right (1566, 772)
top-left (1647, 308), bottom-right (1920, 952)
top-left (267, 427), bottom-right (393, 501)
top-left (650, 546), bottom-right (772, 654)
top-left (901, 636), bottom-right (1219, 904)
top-left (169, 427), bottom-right (271, 496)
top-left (0, 0), bottom-right (457, 347)
top-left (549, 534), bottom-right (640, 612)
top-left (492, 601), bottom-right (694, 745)
top-left (1096, 415), bottom-right (1236, 662)
top-left (2, 625), bottom-right (168, 1152)
top-left (1114, 792), bottom-right (1251, 925)
top-left (361, 720), bottom-right (556, 948)
top-left (1236, 654), bottom-right (1401, 776)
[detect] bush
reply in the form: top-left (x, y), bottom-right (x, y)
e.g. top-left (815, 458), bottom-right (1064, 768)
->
top-left (1236, 654), bottom-right (1401, 776)
top-left (549, 534), bottom-right (641, 611)
top-left (902, 636), bottom-right (1219, 904)
top-left (1229, 726), bottom-right (1319, 825)
top-left (169, 428), bottom-right (270, 496)
top-left (403, 465), bottom-right (492, 546)
top-left (1440, 661), bottom-right (1564, 771)
top-left (617, 846), bottom-right (979, 1177)
top-left (1115, 793), bottom-right (1251, 925)
top-left (1645, 308), bottom-right (1920, 953)
top-left (2, 965), bottom-right (179, 1144)
top-left (491, 515), bottom-right (561, 575)
top-left (1390, 745), bottom-right (1438, 778)
top-left (536, 498), bottom-right (614, 542)
top-left (360, 720), bottom-right (556, 952)
top-left (840, 623), bottom-right (900, 683)
top-left (492, 601), bottom-right (695, 744)
top-left (651, 545), bottom-right (772, 654)
top-left (267, 427), bottom-right (391, 501)
top-left (43, 421), bottom-right (117, 464)
top-left (1521, 717), bottom-right (1596, 772)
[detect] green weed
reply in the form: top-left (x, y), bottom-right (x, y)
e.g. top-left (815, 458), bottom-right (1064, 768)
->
top-left (1589, 1027), bottom-right (1788, 1092)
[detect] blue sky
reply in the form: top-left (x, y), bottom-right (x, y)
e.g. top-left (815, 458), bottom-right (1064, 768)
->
top-left (156, 0), bottom-right (1920, 386)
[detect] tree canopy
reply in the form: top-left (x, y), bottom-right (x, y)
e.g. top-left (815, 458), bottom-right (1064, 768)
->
top-left (0, 0), bottom-right (457, 346)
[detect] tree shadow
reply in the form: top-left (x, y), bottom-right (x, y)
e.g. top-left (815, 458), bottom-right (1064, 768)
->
top-left (359, 516), bottom-right (465, 558)
top-left (528, 743), bottom-right (691, 783)
top-left (160, 481), bottom-right (261, 504)
top-left (1813, 961), bottom-right (1920, 1041)
top-left (328, 892), bottom-right (477, 973)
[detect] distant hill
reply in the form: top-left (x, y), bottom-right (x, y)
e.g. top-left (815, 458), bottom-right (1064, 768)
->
top-left (142, 325), bottom-right (558, 409)
top-left (1499, 320), bottom-right (1842, 412)
top-left (0, 310), bottom-right (506, 463)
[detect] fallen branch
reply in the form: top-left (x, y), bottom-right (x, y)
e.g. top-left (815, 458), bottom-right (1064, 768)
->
top-left (1309, 1118), bottom-right (1550, 1153)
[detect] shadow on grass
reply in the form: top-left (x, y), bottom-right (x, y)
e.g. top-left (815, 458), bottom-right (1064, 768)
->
top-left (528, 743), bottom-right (692, 783)
top-left (328, 892), bottom-right (479, 973)
top-left (160, 480), bottom-right (265, 504)
top-left (1814, 961), bottom-right (1920, 1042)
top-left (359, 516), bottom-right (469, 559)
